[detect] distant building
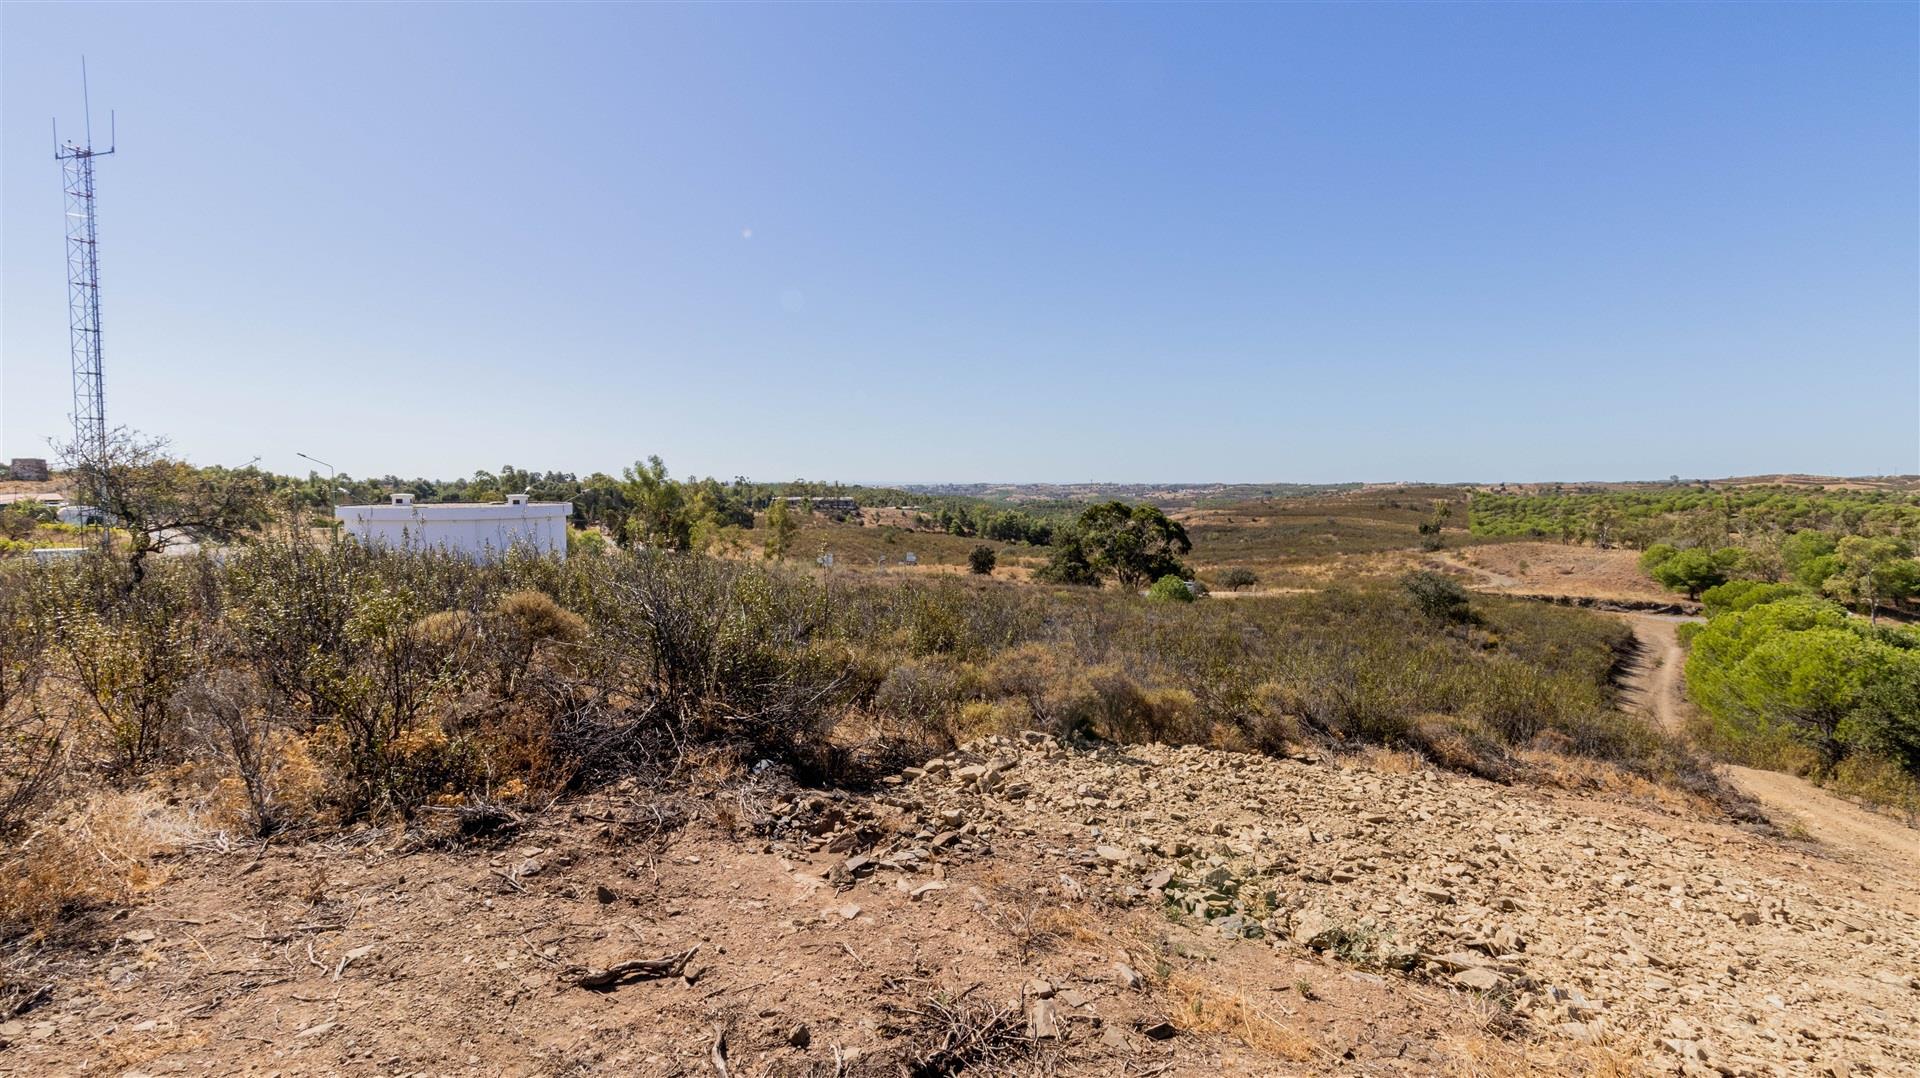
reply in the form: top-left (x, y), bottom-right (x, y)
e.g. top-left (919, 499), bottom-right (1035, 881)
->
top-left (336, 493), bottom-right (570, 561)
top-left (57, 504), bottom-right (112, 526)
top-left (31, 547), bottom-right (88, 564)
top-left (7, 458), bottom-right (49, 482)
top-left (778, 496), bottom-right (859, 514)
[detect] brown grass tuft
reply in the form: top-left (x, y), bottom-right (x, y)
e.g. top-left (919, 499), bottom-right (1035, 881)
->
top-left (1165, 971), bottom-right (1317, 1062)
top-left (0, 790), bottom-right (193, 933)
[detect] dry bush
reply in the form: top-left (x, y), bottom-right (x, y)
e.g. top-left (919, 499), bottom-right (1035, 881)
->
top-left (1828, 753), bottom-right (1920, 821)
top-left (1165, 970), bottom-right (1317, 1062)
top-left (491, 590), bottom-right (586, 693)
top-left (1240, 681), bottom-right (1307, 753)
top-left (0, 790), bottom-right (195, 934)
top-left (494, 589), bottom-right (586, 645)
top-left (41, 569), bottom-right (210, 780)
top-left (175, 669), bottom-right (283, 835)
top-left (872, 658), bottom-right (966, 745)
top-left (1409, 714), bottom-right (1513, 782)
top-left (408, 609), bottom-right (483, 665)
top-left (889, 991), bottom-right (1047, 1077)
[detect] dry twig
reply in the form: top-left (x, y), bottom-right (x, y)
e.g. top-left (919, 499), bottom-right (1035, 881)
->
top-left (574, 945), bottom-right (699, 989)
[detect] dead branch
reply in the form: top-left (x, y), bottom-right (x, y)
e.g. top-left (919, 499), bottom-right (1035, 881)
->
top-left (574, 945), bottom-right (699, 989)
top-left (710, 1021), bottom-right (731, 1077)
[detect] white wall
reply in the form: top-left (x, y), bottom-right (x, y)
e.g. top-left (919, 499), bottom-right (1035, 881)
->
top-left (336, 500), bottom-right (570, 561)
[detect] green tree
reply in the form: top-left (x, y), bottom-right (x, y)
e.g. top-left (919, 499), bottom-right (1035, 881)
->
top-left (1416, 502), bottom-right (1453, 551)
top-left (763, 498), bottom-right (797, 560)
top-left (620, 456), bottom-right (691, 551)
top-left (967, 545), bottom-right (997, 575)
top-left (1781, 531), bottom-right (1838, 578)
top-left (1794, 553), bottom-right (1844, 591)
top-left (1731, 628), bottom-right (1880, 764)
top-left (1823, 537), bottom-right (1920, 623)
top-left (1034, 530), bottom-right (1100, 586)
top-left (1648, 548), bottom-right (1729, 599)
top-left (1074, 501), bottom-right (1192, 589)
top-left (61, 428), bottom-right (272, 587)
top-left (1639, 544), bottom-right (1680, 574)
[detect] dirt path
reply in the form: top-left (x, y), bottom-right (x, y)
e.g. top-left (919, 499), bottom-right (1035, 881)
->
top-left (1613, 613), bottom-right (1920, 903)
top-left (1614, 612), bottom-right (1694, 731)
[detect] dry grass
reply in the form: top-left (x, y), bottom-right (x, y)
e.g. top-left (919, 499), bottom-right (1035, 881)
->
top-left (1165, 970), bottom-right (1318, 1062)
top-left (1359, 746), bottom-right (1427, 775)
top-left (1437, 1031), bottom-right (1648, 1078)
top-left (0, 789), bottom-right (198, 933)
top-left (1512, 748), bottom-right (1722, 818)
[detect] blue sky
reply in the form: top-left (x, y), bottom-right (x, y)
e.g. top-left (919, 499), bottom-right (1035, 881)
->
top-left (2, 4), bottom-right (1915, 484)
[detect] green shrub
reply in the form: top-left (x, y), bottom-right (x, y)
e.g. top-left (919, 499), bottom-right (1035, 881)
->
top-left (1401, 571), bottom-right (1471, 623)
top-left (1700, 580), bottom-right (1807, 616)
top-left (1684, 586), bottom-right (1920, 807)
top-left (1147, 575), bottom-right (1195, 603)
top-left (967, 545), bottom-right (997, 575)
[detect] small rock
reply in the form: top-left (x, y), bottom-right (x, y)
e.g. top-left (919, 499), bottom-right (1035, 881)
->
top-left (1453, 967), bottom-right (1505, 993)
top-left (1029, 998), bottom-right (1061, 1039)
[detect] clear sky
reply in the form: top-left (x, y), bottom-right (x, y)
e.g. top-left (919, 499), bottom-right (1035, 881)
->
top-left (2, 3), bottom-right (1915, 485)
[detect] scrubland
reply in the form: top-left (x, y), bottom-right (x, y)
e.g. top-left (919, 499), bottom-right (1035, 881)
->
top-left (3, 482), bottom-right (1916, 1076)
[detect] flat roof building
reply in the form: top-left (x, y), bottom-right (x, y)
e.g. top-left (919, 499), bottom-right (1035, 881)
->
top-left (336, 493), bottom-right (570, 561)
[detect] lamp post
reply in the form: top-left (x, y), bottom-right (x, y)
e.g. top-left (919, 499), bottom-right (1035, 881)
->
top-left (296, 452), bottom-right (336, 514)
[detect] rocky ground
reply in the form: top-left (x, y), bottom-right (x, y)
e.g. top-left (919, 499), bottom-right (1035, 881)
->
top-left (3, 733), bottom-right (1916, 1077)
top-left (901, 735), bottom-right (1919, 1076)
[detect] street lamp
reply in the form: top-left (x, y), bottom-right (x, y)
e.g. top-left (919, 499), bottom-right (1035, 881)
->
top-left (296, 452), bottom-right (337, 514)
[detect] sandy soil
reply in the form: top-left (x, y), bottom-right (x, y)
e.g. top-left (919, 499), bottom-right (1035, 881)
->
top-left (1449, 543), bottom-right (1675, 604)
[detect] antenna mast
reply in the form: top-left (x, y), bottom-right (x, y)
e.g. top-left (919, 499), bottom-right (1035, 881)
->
top-left (54, 59), bottom-right (114, 548)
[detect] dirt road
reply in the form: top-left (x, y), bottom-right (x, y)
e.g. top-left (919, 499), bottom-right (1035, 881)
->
top-left (1614, 613), bottom-right (1920, 902)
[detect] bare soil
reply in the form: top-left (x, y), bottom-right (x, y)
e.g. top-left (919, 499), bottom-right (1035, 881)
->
top-left (6, 723), bottom-right (1918, 1077)
top-left (1449, 544), bottom-right (1675, 604)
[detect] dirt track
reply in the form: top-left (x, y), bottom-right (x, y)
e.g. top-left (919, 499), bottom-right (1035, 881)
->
top-left (1614, 613), bottom-right (1920, 913)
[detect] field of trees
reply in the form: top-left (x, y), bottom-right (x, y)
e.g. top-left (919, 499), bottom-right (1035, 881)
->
top-left (1468, 486), bottom-right (1920, 549)
top-left (1682, 581), bottom-right (1920, 816)
top-left (1471, 482), bottom-right (1920, 814)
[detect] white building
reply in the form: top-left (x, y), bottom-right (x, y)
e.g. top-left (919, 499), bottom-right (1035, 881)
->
top-left (56, 504), bottom-right (111, 526)
top-left (336, 493), bottom-right (571, 561)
